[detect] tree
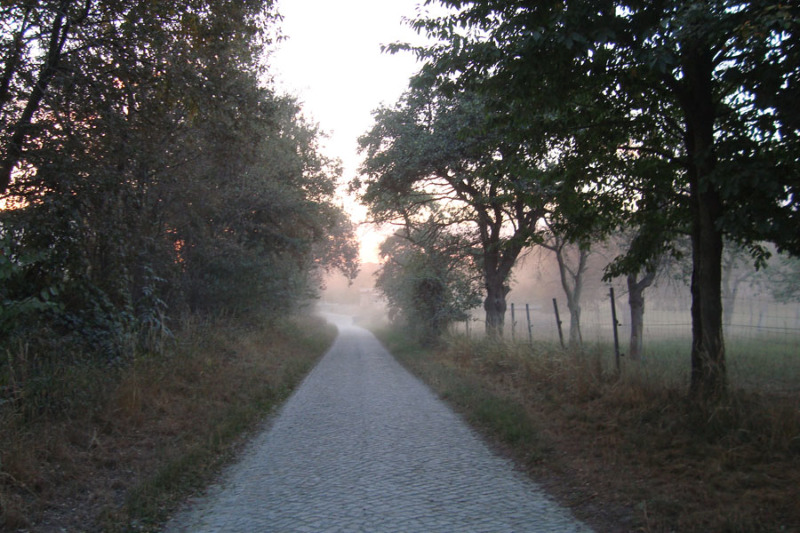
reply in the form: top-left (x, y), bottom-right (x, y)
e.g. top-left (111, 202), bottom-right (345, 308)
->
top-left (376, 218), bottom-right (482, 344)
top-left (0, 1), bottom-right (259, 194)
top-left (767, 254), bottom-right (800, 304)
top-left (356, 87), bottom-right (551, 337)
top-left (402, 0), bottom-right (800, 403)
top-left (165, 91), bottom-right (359, 315)
top-left (721, 242), bottom-right (764, 326)
top-left (626, 269), bottom-right (657, 362)
top-left (540, 217), bottom-right (591, 347)
top-left (0, 0), bottom-right (358, 357)
top-left (617, 231), bottom-right (666, 362)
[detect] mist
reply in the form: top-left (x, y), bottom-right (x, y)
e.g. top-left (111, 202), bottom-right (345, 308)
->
top-left (319, 248), bottom-right (800, 366)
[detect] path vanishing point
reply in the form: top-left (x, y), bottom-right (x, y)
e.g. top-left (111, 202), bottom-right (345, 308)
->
top-left (164, 314), bottom-right (592, 532)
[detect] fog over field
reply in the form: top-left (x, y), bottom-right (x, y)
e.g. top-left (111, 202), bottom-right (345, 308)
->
top-left (320, 248), bottom-right (800, 389)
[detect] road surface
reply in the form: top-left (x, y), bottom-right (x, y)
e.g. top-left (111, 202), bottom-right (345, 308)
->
top-left (164, 315), bottom-right (591, 532)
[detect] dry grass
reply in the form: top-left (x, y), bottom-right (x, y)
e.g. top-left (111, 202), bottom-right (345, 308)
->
top-left (0, 314), bottom-right (335, 532)
top-left (381, 331), bottom-right (800, 533)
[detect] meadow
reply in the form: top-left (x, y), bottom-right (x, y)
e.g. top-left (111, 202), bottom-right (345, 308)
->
top-left (458, 294), bottom-right (800, 393)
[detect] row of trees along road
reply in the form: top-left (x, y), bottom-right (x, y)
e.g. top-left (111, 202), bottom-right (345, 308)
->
top-left (354, 1), bottom-right (799, 404)
top-left (0, 2), bottom-right (358, 371)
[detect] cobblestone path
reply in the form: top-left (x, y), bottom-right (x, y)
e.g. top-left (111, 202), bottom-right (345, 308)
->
top-left (164, 317), bottom-right (592, 532)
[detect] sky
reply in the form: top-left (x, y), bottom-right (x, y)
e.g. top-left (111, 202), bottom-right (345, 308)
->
top-left (269, 0), bottom-right (434, 263)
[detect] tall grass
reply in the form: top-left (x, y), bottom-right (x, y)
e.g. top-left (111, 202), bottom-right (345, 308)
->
top-left (575, 335), bottom-right (800, 394)
top-left (467, 297), bottom-right (800, 393)
top-left (0, 313), bottom-right (335, 531)
top-left (379, 328), bottom-right (800, 532)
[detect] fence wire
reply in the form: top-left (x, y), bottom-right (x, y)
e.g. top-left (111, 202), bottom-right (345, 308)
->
top-left (457, 295), bottom-right (800, 392)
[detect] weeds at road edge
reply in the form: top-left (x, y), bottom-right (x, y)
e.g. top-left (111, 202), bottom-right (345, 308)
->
top-left (378, 328), bottom-right (800, 533)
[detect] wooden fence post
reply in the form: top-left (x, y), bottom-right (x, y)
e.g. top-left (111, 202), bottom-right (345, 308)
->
top-left (526, 303), bottom-right (533, 345)
top-left (553, 298), bottom-right (565, 348)
top-left (610, 287), bottom-right (621, 374)
top-left (511, 303), bottom-right (516, 342)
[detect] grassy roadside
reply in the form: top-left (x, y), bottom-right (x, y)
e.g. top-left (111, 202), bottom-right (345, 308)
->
top-left (378, 329), bottom-right (800, 533)
top-left (0, 314), bottom-right (335, 532)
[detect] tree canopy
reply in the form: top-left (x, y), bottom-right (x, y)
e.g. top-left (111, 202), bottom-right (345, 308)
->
top-left (0, 0), bottom-right (358, 361)
top-left (356, 86), bottom-right (555, 337)
top-left (376, 217), bottom-right (482, 344)
top-left (384, 0), bottom-right (799, 402)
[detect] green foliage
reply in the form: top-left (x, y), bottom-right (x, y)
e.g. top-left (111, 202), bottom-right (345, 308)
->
top-left (768, 254), bottom-right (800, 304)
top-left (409, 0), bottom-right (799, 254)
top-left (398, 0), bottom-right (800, 401)
top-left (0, 0), bottom-right (358, 413)
top-left (0, 236), bottom-right (60, 336)
top-left (357, 86), bottom-right (554, 336)
top-left (376, 219), bottom-right (482, 344)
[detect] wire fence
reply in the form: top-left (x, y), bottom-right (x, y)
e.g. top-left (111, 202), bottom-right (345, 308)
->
top-left (456, 293), bottom-right (800, 392)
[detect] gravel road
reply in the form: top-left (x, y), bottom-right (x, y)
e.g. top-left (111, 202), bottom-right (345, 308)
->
top-left (164, 315), bottom-right (592, 532)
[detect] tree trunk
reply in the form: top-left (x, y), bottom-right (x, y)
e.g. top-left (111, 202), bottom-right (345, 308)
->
top-left (1, 0), bottom-right (75, 194)
top-left (681, 43), bottom-right (727, 403)
top-left (721, 250), bottom-right (750, 327)
top-left (627, 270), bottom-right (655, 361)
top-left (567, 301), bottom-right (582, 346)
top-left (484, 273), bottom-right (509, 338)
top-left (722, 282), bottom-right (738, 327)
top-left (478, 214), bottom-right (522, 339)
top-left (0, 3), bottom-right (34, 115)
top-left (689, 189), bottom-right (726, 402)
top-left (553, 244), bottom-right (587, 348)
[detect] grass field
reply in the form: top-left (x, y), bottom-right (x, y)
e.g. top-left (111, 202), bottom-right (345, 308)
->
top-left (532, 335), bottom-right (800, 394)
top-left (461, 297), bottom-right (800, 393)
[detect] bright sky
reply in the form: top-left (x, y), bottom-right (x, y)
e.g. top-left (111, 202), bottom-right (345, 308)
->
top-left (269, 0), bottom-right (433, 263)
